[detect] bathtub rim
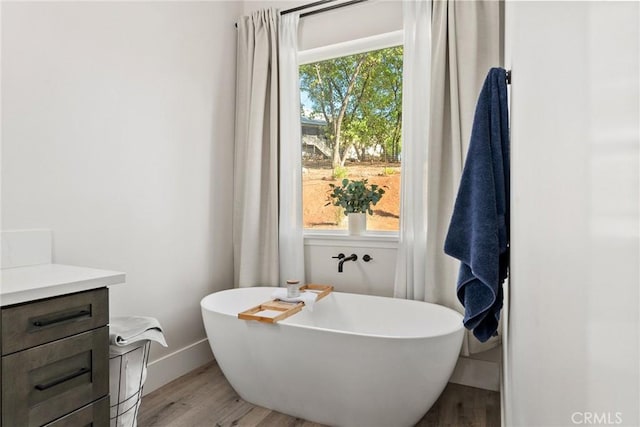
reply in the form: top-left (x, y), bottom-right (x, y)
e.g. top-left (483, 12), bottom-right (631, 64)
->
top-left (201, 287), bottom-right (465, 341)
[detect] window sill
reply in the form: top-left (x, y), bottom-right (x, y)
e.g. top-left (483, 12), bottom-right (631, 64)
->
top-left (303, 230), bottom-right (399, 248)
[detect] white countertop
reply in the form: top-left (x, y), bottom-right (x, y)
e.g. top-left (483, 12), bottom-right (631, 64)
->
top-left (1, 263), bottom-right (125, 306)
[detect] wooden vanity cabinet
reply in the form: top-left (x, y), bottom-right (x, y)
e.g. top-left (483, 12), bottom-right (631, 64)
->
top-left (0, 287), bottom-right (110, 427)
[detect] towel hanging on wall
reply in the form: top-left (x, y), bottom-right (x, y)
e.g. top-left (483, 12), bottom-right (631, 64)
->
top-left (444, 67), bottom-right (510, 342)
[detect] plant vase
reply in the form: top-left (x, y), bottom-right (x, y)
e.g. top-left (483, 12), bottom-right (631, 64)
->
top-left (348, 213), bottom-right (366, 236)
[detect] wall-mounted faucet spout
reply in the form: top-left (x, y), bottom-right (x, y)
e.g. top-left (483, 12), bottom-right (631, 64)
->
top-left (338, 253), bottom-right (358, 273)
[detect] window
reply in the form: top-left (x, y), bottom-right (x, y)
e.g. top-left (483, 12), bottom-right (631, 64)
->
top-left (299, 37), bottom-right (403, 233)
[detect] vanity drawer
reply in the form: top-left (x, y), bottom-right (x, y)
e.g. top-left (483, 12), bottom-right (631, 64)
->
top-left (1, 287), bottom-right (108, 355)
top-left (43, 396), bottom-right (109, 427)
top-left (1, 326), bottom-right (109, 427)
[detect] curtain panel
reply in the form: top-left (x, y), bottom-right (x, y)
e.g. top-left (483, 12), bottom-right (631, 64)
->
top-left (233, 9), bottom-right (305, 288)
top-left (395, 0), bottom-right (503, 355)
top-left (233, 9), bottom-right (280, 288)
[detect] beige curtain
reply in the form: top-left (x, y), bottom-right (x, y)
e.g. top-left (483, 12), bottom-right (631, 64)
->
top-left (427, 0), bottom-right (503, 354)
top-left (233, 9), bottom-right (280, 288)
top-left (394, 0), bottom-right (502, 355)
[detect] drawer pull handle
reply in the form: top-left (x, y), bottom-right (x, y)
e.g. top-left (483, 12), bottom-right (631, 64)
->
top-left (32, 309), bottom-right (91, 327)
top-left (35, 367), bottom-right (91, 391)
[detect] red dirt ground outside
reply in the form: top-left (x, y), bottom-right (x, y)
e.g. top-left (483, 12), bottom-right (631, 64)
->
top-left (302, 161), bottom-right (401, 231)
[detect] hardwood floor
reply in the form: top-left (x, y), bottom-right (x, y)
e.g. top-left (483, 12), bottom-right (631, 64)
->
top-left (138, 361), bottom-right (500, 427)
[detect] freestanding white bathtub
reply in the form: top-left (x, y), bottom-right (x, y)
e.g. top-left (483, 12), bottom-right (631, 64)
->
top-left (201, 287), bottom-right (464, 427)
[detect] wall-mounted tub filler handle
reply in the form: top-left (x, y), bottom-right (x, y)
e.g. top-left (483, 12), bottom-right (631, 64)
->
top-left (363, 254), bottom-right (373, 262)
top-left (332, 253), bottom-right (345, 260)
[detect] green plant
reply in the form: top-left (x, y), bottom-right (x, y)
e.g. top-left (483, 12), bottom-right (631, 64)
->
top-left (332, 166), bottom-right (348, 180)
top-left (326, 179), bottom-right (385, 216)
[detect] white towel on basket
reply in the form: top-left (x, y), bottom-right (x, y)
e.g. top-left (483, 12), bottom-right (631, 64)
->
top-left (109, 316), bottom-right (168, 349)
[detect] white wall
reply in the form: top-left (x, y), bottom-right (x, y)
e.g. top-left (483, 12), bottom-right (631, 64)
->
top-left (505, 1), bottom-right (639, 425)
top-left (1, 1), bottom-right (242, 391)
top-left (304, 235), bottom-right (397, 296)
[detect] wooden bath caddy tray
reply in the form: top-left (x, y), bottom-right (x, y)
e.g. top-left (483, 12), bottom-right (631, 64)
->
top-left (238, 284), bottom-right (333, 323)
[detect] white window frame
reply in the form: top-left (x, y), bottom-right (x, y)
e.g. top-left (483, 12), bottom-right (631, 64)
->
top-left (299, 31), bottom-right (404, 242)
top-left (298, 30), bottom-right (403, 65)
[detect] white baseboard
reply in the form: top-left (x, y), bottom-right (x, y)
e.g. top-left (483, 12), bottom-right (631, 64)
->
top-left (449, 356), bottom-right (501, 392)
top-left (143, 338), bottom-right (214, 395)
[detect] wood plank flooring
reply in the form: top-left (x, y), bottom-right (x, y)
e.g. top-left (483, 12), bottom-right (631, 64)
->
top-left (138, 361), bottom-right (500, 427)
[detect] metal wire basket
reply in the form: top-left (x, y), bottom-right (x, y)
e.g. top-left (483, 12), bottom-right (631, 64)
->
top-left (109, 340), bottom-right (151, 427)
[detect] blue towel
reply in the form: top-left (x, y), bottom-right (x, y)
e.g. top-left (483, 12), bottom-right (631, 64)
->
top-left (444, 67), bottom-right (510, 342)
